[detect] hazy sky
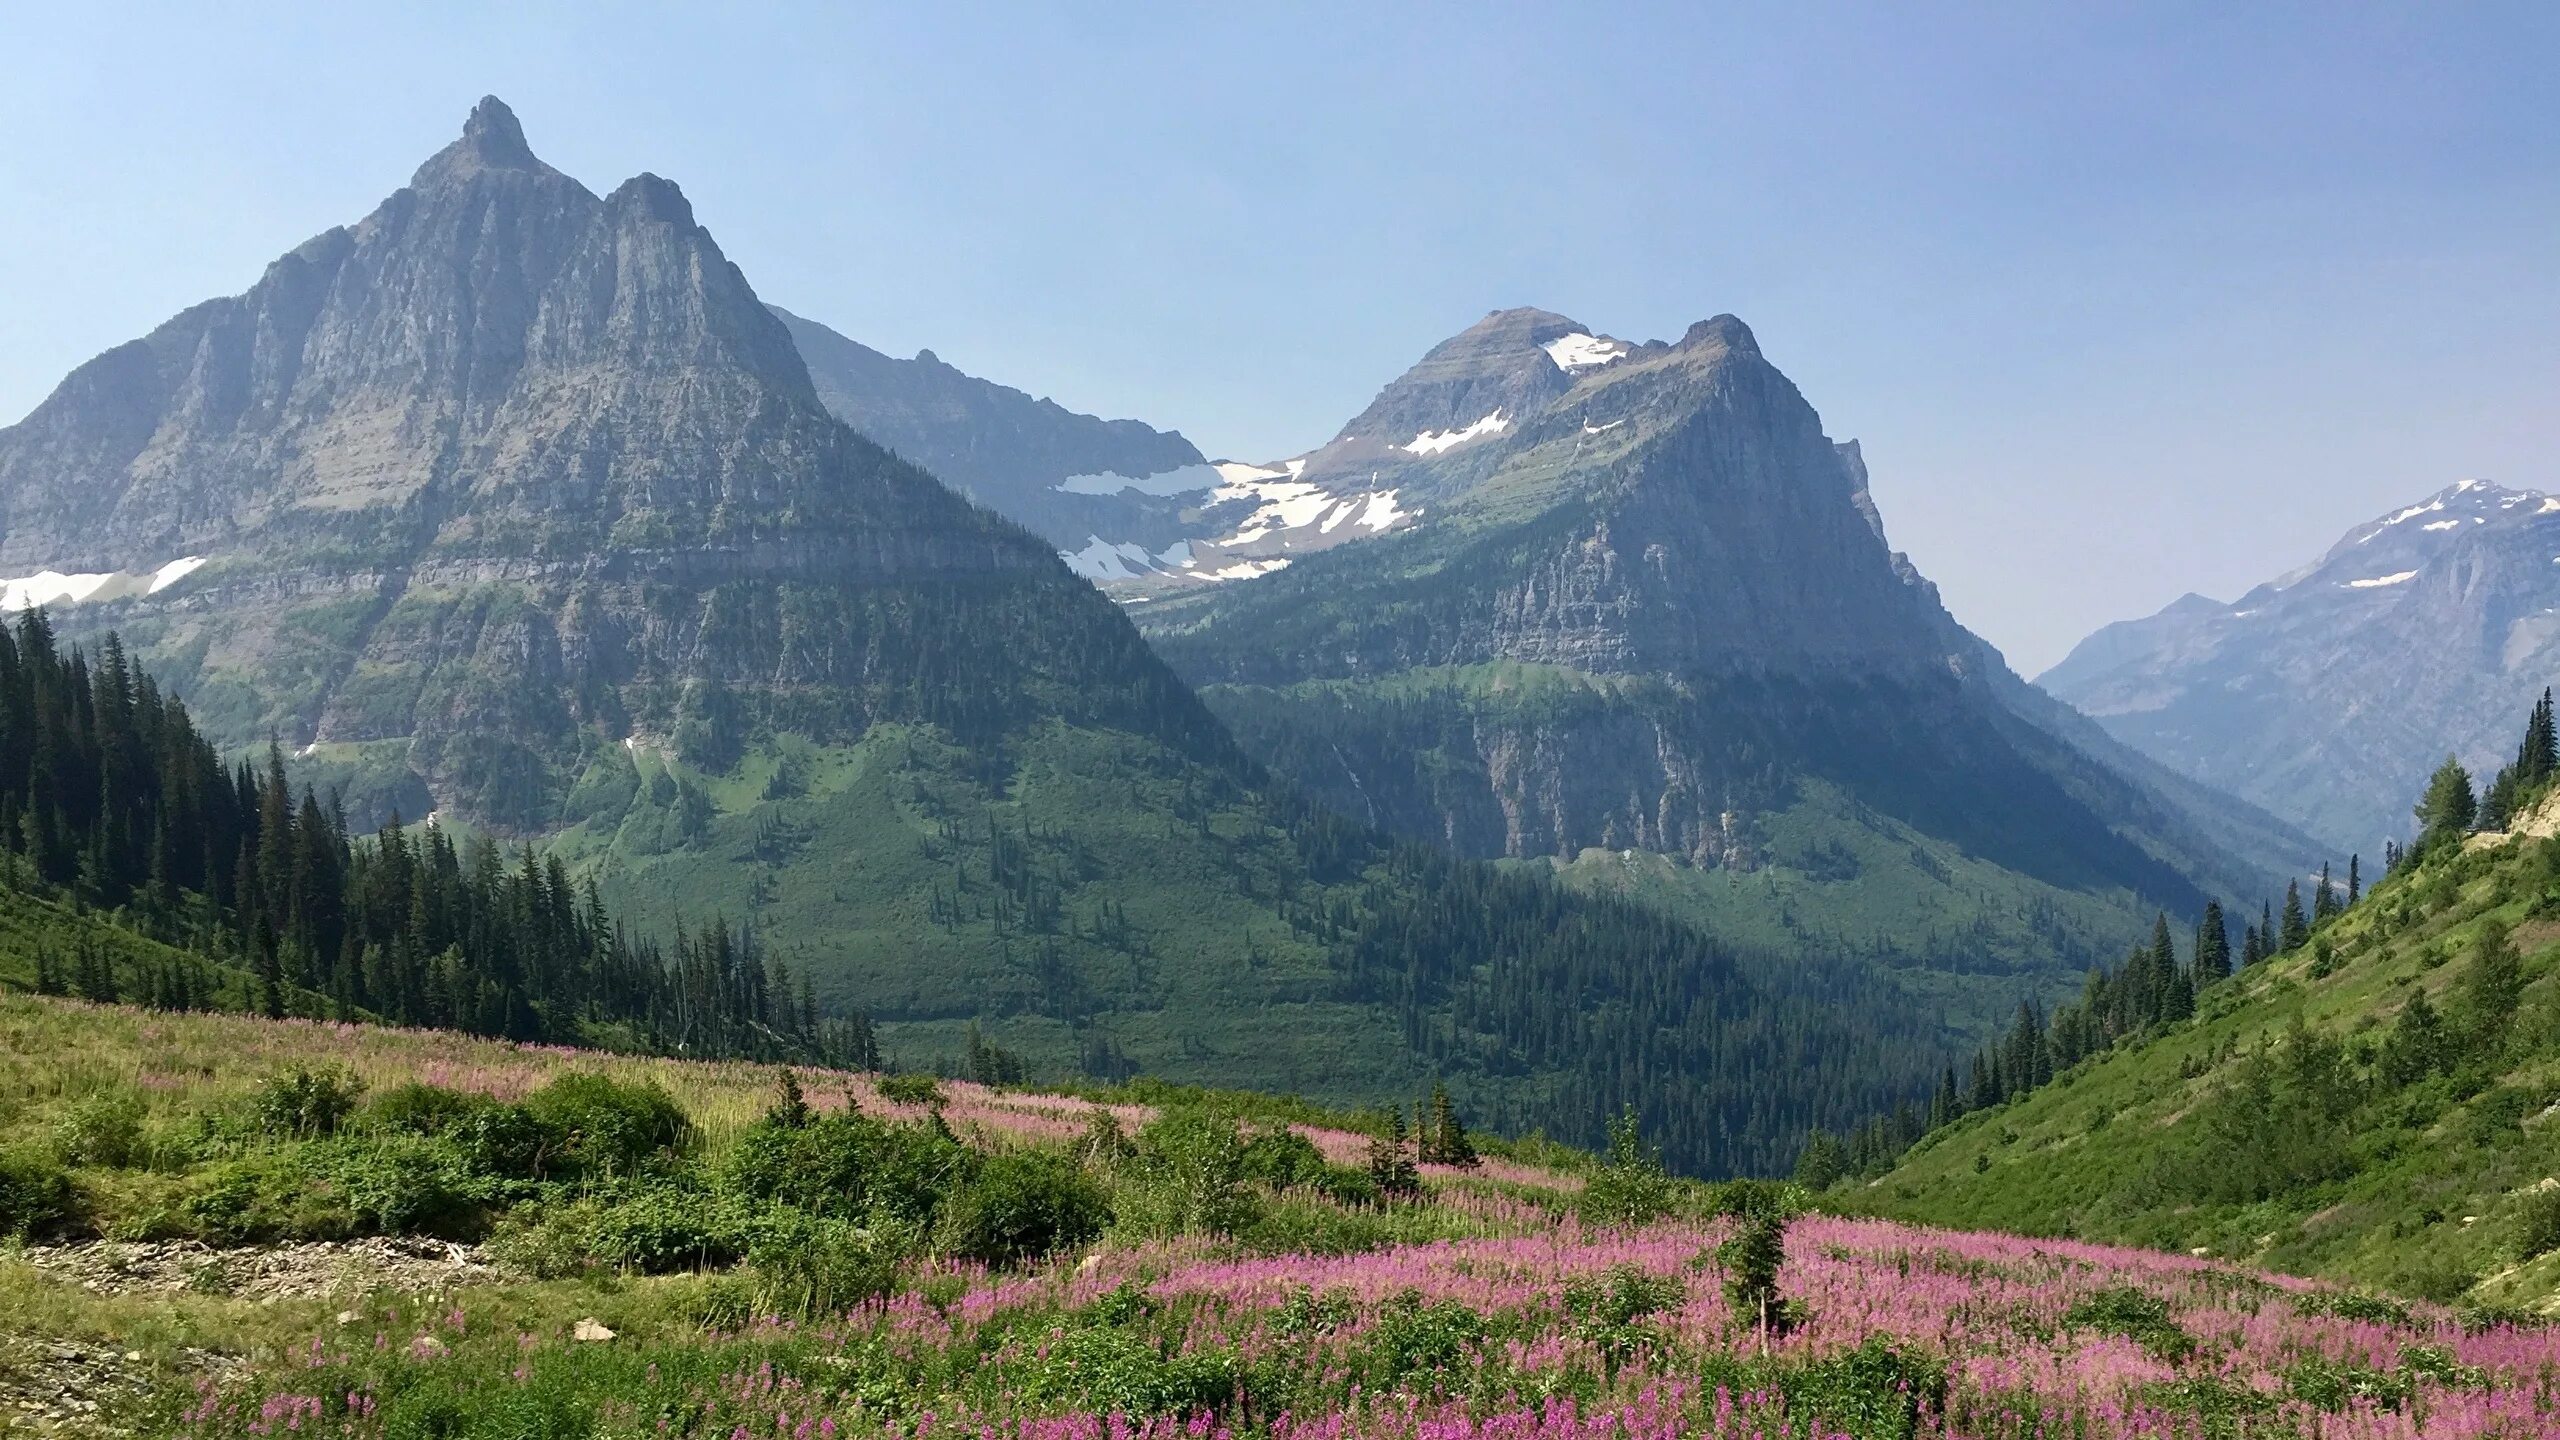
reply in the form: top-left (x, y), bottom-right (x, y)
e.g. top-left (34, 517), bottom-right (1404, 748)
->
top-left (4, 3), bottom-right (2554, 672)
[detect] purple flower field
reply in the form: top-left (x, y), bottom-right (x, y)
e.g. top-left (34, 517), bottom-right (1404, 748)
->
top-left (184, 1212), bottom-right (2560, 1439)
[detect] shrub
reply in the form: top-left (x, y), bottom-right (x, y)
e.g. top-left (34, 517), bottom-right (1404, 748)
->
top-left (1361, 1289), bottom-right (1490, 1387)
top-left (253, 1065), bottom-right (365, 1139)
top-left (876, 1073), bottom-right (945, 1106)
top-left (1781, 1334), bottom-right (1951, 1436)
top-left (1235, 1196), bottom-right (1397, 1257)
top-left (937, 1150), bottom-right (1111, 1266)
top-left (1579, 1108), bottom-right (1675, 1228)
top-left (54, 1088), bottom-right (147, 1169)
top-left (719, 1110), bottom-right (967, 1225)
top-left (521, 1074), bottom-right (690, 1179)
top-left (181, 1151), bottom-right (354, 1243)
top-left (2518, 1187), bottom-right (2560, 1262)
top-left (0, 1148), bottom-right (73, 1238)
top-left (1238, 1124), bottom-right (1329, 1191)
top-left (581, 1186), bottom-right (767, 1272)
top-left (748, 1209), bottom-right (901, 1318)
top-left (2065, 1285), bottom-right (2195, 1365)
top-left (317, 1134), bottom-right (500, 1237)
top-left (1116, 1109), bottom-right (1257, 1239)
top-left (361, 1082), bottom-right (493, 1136)
top-left (1010, 1298), bottom-right (1241, 1419)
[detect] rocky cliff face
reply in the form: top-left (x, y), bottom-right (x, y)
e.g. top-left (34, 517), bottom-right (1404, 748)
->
top-left (1146, 307), bottom-right (2314, 914)
top-left (2041, 479), bottom-right (2560, 852)
top-left (0, 98), bottom-right (1208, 829)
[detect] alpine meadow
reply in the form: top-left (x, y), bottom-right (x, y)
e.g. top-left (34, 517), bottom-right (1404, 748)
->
top-left (2, 15), bottom-right (2557, 1438)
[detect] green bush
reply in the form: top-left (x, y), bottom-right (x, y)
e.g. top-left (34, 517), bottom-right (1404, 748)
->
top-left (521, 1074), bottom-right (690, 1179)
top-left (937, 1150), bottom-right (1110, 1266)
top-left (362, 1082), bottom-right (494, 1135)
top-left (876, 1073), bottom-right (945, 1106)
top-left (582, 1186), bottom-right (767, 1272)
top-left (1009, 1299), bottom-right (1241, 1418)
top-left (318, 1135), bottom-right (503, 1237)
top-left (1117, 1109), bottom-right (1257, 1238)
top-left (1238, 1125), bottom-right (1329, 1190)
top-left (747, 1209), bottom-right (901, 1318)
top-left (0, 1147), bottom-right (73, 1238)
top-left (720, 1111), bottom-right (967, 1225)
top-left (1360, 1289), bottom-right (1490, 1386)
top-left (2517, 1186), bottom-right (2560, 1261)
top-left (1779, 1334), bottom-right (1951, 1437)
top-left (1234, 1195), bottom-right (1397, 1257)
top-left (181, 1151), bottom-right (354, 1243)
top-left (1579, 1108), bottom-right (1675, 1228)
top-left (53, 1088), bottom-right (147, 1169)
top-left (253, 1065), bottom-right (365, 1139)
top-left (2065, 1285), bottom-right (2195, 1365)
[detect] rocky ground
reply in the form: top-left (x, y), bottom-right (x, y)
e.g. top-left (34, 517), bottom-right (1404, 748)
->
top-left (16, 1236), bottom-right (496, 1303)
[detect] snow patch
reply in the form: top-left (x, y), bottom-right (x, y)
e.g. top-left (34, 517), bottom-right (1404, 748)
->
top-left (1060, 537), bottom-right (1163, 582)
top-left (2345, 570), bottom-right (2419, 588)
top-left (1358, 490), bottom-right (1409, 530)
top-left (1542, 333), bottom-right (1629, 373)
top-left (1212, 461), bottom-right (1289, 485)
top-left (149, 556), bottom-right (208, 592)
top-left (1401, 410), bottom-right (1508, 457)
top-left (1207, 558), bottom-right (1291, 581)
top-left (2422, 519), bottom-right (2463, 531)
top-left (2, 555), bottom-right (209, 612)
top-left (1054, 463), bottom-right (1222, 497)
top-left (1583, 419), bottom-right (1624, 435)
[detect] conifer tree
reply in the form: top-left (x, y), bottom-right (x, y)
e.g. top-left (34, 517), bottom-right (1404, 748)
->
top-left (2313, 863), bottom-right (2339, 922)
top-left (2416, 755), bottom-right (2478, 845)
top-left (2279, 882), bottom-right (2309, 953)
top-left (2347, 854), bottom-right (2361, 907)
top-left (2194, 901), bottom-right (2231, 984)
top-left (1421, 1081), bottom-right (1477, 1167)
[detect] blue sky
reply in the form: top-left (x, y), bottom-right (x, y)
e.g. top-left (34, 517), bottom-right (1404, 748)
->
top-left (4, 3), bottom-right (2554, 671)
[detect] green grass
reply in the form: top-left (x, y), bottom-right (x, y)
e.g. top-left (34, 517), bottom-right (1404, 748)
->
top-left (544, 721), bottom-right (1426, 1103)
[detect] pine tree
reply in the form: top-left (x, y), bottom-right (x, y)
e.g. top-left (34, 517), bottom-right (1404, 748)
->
top-left (2194, 901), bottom-right (2231, 984)
top-left (1792, 1129), bottom-right (1846, 1190)
top-left (1367, 1106), bottom-right (1421, 1197)
top-left (2279, 882), bottom-right (2309, 953)
top-left (1421, 1081), bottom-right (1477, 1167)
top-left (2346, 854), bottom-right (2361, 907)
top-left (2415, 755), bottom-right (2478, 845)
top-left (2313, 863), bottom-right (2339, 922)
top-left (2459, 919), bottom-right (2525, 1054)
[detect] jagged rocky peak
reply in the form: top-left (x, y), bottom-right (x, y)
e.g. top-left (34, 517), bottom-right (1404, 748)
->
top-left (408, 95), bottom-right (556, 188)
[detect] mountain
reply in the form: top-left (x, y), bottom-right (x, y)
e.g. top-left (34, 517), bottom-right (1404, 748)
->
top-left (0, 101), bottom-right (1935, 1174)
top-left (2040, 479), bottom-right (2560, 855)
top-left (1134, 308), bottom-right (2321, 1031)
top-left (769, 305), bottom-right (1236, 579)
top-left (1864, 727), bottom-right (2560, 1313)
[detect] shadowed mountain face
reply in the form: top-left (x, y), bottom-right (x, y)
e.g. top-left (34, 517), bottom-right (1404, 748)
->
top-left (768, 305), bottom-right (1227, 567)
top-left (2042, 480), bottom-right (2560, 852)
top-left (1136, 308), bottom-right (2319, 995)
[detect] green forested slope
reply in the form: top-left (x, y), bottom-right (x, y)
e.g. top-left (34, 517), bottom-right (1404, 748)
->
top-left (1860, 706), bottom-right (2560, 1311)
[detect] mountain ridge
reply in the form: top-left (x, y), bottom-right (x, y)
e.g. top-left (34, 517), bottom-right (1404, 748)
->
top-left (2040, 478), bottom-right (2560, 851)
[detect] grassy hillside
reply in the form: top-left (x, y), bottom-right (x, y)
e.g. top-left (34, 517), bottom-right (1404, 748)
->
top-left (1862, 800), bottom-right (2560, 1312)
top-left (2, 992), bottom-right (2557, 1438)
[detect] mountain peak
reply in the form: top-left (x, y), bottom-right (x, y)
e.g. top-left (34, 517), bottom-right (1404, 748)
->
top-left (608, 172), bottom-right (695, 226)
top-left (1680, 313), bottom-right (1759, 356)
top-left (410, 95), bottom-right (550, 189)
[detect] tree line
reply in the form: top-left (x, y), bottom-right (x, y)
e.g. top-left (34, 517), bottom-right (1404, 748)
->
top-left (0, 612), bottom-right (874, 1067)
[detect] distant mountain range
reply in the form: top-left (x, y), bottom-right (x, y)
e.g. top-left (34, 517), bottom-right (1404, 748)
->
top-left (2042, 479), bottom-right (2560, 853)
